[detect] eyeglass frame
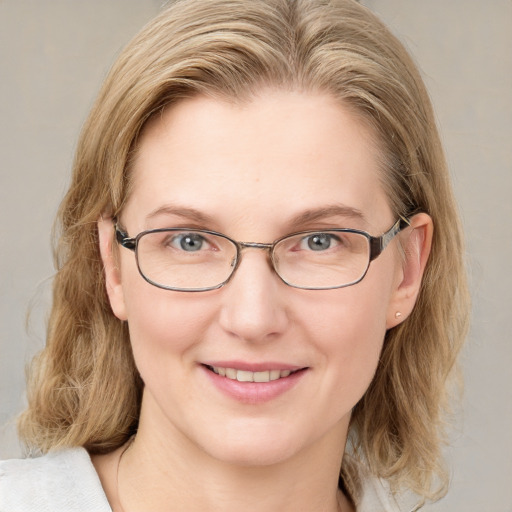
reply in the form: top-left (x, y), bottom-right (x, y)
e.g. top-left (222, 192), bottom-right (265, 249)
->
top-left (114, 216), bottom-right (411, 292)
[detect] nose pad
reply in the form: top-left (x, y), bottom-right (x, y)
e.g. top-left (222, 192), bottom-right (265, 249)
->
top-left (218, 250), bottom-right (288, 343)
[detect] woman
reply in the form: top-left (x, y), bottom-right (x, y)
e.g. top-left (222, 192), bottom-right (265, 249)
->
top-left (0, 0), bottom-right (469, 510)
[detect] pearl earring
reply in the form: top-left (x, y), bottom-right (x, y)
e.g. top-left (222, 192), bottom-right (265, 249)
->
top-left (395, 312), bottom-right (402, 319)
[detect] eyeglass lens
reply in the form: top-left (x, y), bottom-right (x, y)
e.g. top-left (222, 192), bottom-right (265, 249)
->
top-left (135, 229), bottom-right (371, 291)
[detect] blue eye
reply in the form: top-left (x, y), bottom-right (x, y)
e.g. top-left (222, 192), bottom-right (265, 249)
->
top-left (172, 233), bottom-right (207, 252)
top-left (301, 233), bottom-right (340, 251)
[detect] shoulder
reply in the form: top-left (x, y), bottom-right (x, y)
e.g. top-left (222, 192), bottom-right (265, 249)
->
top-left (0, 447), bottom-right (111, 511)
top-left (341, 454), bottom-right (422, 512)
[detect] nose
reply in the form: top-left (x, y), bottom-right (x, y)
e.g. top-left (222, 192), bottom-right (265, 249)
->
top-left (218, 248), bottom-right (289, 343)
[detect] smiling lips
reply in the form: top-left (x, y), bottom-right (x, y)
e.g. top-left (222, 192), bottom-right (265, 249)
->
top-left (202, 362), bottom-right (307, 403)
top-left (207, 365), bottom-right (297, 383)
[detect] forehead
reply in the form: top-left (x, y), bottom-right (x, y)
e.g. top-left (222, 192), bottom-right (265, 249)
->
top-left (125, 90), bottom-right (391, 233)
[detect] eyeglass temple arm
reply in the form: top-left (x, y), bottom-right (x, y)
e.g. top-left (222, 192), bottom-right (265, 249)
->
top-left (114, 225), bottom-right (136, 251)
top-left (369, 216), bottom-right (411, 261)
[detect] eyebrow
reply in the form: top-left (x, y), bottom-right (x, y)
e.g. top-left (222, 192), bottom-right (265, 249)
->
top-left (146, 203), bottom-right (367, 229)
top-left (146, 205), bottom-right (215, 225)
top-left (288, 204), bottom-right (367, 228)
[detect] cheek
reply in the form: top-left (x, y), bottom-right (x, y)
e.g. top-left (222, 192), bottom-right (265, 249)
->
top-left (319, 297), bottom-right (386, 372)
top-left (299, 271), bottom-right (394, 399)
top-left (121, 277), bottom-right (215, 373)
top-left (304, 273), bottom-right (391, 350)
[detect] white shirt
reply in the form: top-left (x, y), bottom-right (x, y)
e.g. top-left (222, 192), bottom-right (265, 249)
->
top-left (0, 447), bottom-right (420, 511)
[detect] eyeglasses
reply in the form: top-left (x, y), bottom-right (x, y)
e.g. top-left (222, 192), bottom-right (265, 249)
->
top-left (114, 217), bottom-right (410, 292)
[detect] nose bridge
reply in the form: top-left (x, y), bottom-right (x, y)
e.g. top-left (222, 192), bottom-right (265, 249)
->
top-left (238, 241), bottom-right (273, 251)
top-left (232, 241), bottom-right (276, 276)
top-left (219, 240), bottom-right (288, 342)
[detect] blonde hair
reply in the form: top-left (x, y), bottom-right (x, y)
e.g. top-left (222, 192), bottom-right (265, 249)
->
top-left (19, 0), bottom-right (470, 502)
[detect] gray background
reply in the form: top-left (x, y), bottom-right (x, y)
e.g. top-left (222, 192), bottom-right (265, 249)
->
top-left (1, 1), bottom-right (511, 510)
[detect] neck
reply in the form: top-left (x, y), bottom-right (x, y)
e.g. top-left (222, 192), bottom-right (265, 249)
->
top-left (115, 409), bottom-right (352, 512)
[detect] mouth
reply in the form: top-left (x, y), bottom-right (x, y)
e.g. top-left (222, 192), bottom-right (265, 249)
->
top-left (201, 362), bottom-right (308, 403)
top-left (204, 365), bottom-right (304, 383)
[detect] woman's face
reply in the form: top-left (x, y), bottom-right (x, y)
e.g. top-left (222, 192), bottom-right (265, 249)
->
top-left (101, 90), bottom-right (410, 466)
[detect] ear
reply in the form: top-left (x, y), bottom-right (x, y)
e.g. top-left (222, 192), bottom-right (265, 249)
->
top-left (97, 216), bottom-right (128, 321)
top-left (386, 213), bottom-right (433, 329)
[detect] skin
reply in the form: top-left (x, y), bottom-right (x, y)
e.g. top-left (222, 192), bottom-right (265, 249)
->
top-left (94, 89), bottom-right (432, 511)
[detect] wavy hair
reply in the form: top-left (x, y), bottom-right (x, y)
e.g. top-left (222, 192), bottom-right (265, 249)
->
top-left (19, 0), bottom-right (470, 502)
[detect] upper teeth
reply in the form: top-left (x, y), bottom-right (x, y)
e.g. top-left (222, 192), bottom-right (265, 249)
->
top-left (210, 366), bottom-right (293, 383)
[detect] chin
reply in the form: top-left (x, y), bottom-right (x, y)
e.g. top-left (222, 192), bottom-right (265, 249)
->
top-left (193, 420), bottom-right (318, 468)
top-left (209, 441), bottom-right (299, 468)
